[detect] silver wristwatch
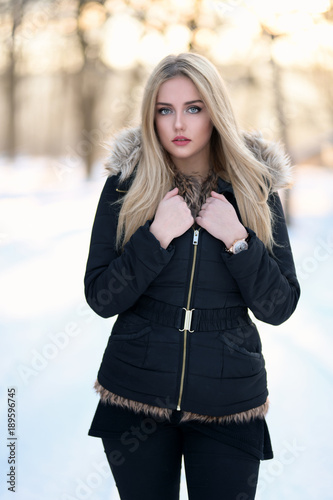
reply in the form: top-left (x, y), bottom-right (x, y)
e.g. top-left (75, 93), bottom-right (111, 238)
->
top-left (226, 234), bottom-right (249, 254)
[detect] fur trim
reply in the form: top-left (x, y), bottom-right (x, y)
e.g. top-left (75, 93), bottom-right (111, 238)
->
top-left (103, 127), bottom-right (142, 182)
top-left (103, 126), bottom-right (292, 192)
top-left (94, 380), bottom-right (172, 421)
top-left (243, 130), bottom-right (293, 190)
top-left (179, 399), bottom-right (269, 425)
top-left (94, 380), bottom-right (269, 424)
top-left (171, 167), bottom-right (218, 217)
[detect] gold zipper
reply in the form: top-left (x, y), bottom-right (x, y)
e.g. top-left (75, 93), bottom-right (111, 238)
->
top-left (177, 228), bottom-right (200, 410)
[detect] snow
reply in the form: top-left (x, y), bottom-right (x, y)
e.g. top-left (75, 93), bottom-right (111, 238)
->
top-left (0, 157), bottom-right (332, 499)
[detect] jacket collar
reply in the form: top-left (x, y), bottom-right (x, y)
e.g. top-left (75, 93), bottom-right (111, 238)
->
top-left (217, 176), bottom-right (234, 195)
top-left (116, 174), bottom-right (235, 197)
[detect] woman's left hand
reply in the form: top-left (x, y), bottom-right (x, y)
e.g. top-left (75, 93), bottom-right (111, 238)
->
top-left (196, 191), bottom-right (248, 248)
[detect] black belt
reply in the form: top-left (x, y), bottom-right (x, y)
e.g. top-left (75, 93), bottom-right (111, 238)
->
top-left (130, 296), bottom-right (251, 332)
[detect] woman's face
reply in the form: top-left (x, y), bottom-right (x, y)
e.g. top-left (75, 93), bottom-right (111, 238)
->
top-left (154, 76), bottom-right (213, 175)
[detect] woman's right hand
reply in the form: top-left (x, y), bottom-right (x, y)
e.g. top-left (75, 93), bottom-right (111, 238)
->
top-left (149, 187), bottom-right (194, 249)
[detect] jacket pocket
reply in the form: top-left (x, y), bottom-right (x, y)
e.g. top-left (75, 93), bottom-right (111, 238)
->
top-left (106, 311), bottom-right (151, 368)
top-left (111, 326), bottom-right (151, 341)
top-left (220, 321), bottom-right (262, 356)
top-left (219, 325), bottom-right (264, 378)
top-left (111, 311), bottom-right (151, 341)
top-left (107, 327), bottom-right (151, 369)
top-left (221, 336), bottom-right (261, 358)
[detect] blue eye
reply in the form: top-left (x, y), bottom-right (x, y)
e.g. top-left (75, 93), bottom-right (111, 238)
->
top-left (157, 106), bottom-right (202, 115)
top-left (158, 108), bottom-right (172, 115)
top-left (188, 106), bottom-right (201, 114)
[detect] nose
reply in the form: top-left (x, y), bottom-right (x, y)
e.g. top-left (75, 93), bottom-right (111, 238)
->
top-left (174, 110), bottom-right (185, 132)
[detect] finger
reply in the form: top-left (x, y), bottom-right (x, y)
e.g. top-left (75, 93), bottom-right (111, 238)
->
top-left (164, 187), bottom-right (179, 200)
top-left (176, 194), bottom-right (188, 204)
top-left (204, 196), bottom-right (221, 205)
top-left (200, 199), bottom-right (214, 211)
top-left (195, 215), bottom-right (205, 227)
top-left (211, 191), bottom-right (227, 201)
top-left (203, 197), bottom-right (213, 205)
top-left (201, 198), bottom-right (213, 209)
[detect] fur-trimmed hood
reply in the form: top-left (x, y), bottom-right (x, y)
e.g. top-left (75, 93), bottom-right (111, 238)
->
top-left (102, 126), bottom-right (292, 191)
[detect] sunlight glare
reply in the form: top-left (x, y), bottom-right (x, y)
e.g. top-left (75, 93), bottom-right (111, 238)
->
top-left (251, 0), bottom-right (331, 16)
top-left (210, 26), bottom-right (255, 65)
top-left (251, 0), bottom-right (331, 34)
top-left (78, 2), bottom-right (106, 31)
top-left (101, 14), bottom-right (143, 70)
top-left (165, 24), bottom-right (191, 53)
top-left (138, 31), bottom-right (168, 66)
top-left (194, 28), bottom-right (218, 50)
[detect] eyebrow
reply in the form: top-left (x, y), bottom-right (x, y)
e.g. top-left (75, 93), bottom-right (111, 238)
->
top-left (156, 100), bottom-right (204, 106)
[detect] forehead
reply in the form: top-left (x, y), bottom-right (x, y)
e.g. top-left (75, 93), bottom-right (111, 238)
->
top-left (156, 76), bottom-right (201, 102)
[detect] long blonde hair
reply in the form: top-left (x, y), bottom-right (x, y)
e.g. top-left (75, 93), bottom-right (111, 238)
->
top-left (116, 53), bottom-right (275, 251)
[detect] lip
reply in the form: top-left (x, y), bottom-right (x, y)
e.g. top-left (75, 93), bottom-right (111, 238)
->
top-left (172, 136), bottom-right (191, 146)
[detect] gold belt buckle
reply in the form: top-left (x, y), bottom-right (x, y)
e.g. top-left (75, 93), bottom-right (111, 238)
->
top-left (179, 308), bottom-right (195, 333)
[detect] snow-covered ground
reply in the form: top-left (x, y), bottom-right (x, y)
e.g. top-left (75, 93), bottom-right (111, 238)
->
top-left (0, 157), bottom-right (332, 499)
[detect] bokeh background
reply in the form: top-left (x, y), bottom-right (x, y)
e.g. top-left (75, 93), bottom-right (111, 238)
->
top-left (1, 1), bottom-right (333, 499)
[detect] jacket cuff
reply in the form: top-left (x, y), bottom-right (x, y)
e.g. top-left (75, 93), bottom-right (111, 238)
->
top-left (220, 228), bottom-right (265, 278)
top-left (127, 221), bottom-right (175, 272)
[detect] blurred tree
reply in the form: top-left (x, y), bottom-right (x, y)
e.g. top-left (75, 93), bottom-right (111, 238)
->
top-left (4, 0), bottom-right (24, 159)
top-left (76, 0), bottom-right (106, 177)
top-left (267, 30), bottom-right (293, 223)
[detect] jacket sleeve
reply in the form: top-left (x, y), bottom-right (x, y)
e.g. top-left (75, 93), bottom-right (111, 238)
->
top-left (221, 192), bottom-right (300, 325)
top-left (84, 175), bottom-right (175, 318)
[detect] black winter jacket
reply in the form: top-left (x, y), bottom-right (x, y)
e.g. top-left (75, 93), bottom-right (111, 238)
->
top-left (84, 128), bottom-right (300, 418)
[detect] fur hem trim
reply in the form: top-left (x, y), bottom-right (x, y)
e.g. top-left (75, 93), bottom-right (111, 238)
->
top-left (179, 399), bottom-right (269, 425)
top-left (94, 380), bottom-right (269, 424)
top-left (103, 126), bottom-right (292, 192)
top-left (94, 380), bottom-right (172, 421)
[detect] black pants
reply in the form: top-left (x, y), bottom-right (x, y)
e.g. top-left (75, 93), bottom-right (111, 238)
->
top-left (101, 405), bottom-right (260, 500)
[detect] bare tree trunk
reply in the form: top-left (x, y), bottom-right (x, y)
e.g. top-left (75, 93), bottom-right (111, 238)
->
top-left (75, 0), bottom-right (105, 178)
top-left (270, 34), bottom-right (292, 224)
top-left (6, 0), bottom-right (23, 159)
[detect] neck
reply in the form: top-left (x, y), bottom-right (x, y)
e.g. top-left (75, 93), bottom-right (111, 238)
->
top-left (172, 158), bottom-right (211, 181)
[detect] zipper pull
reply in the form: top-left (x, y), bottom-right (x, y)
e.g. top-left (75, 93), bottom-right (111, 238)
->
top-left (193, 229), bottom-right (199, 245)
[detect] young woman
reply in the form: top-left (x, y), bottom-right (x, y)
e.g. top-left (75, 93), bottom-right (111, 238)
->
top-left (84, 53), bottom-right (300, 500)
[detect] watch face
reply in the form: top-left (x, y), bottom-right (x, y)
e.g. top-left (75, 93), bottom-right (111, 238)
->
top-left (233, 240), bottom-right (248, 254)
